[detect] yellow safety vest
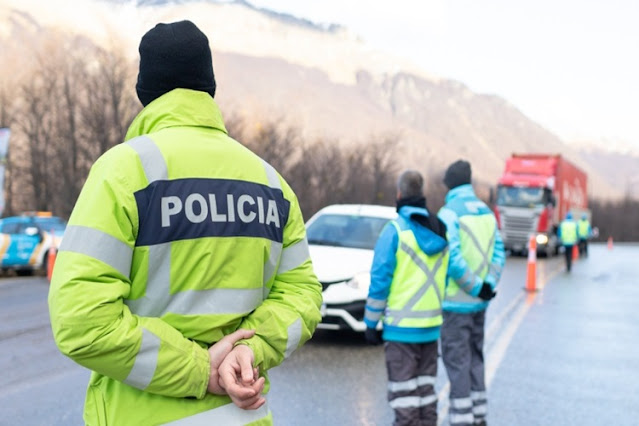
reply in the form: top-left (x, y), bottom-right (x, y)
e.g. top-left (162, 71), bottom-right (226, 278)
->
top-left (383, 221), bottom-right (448, 328)
top-left (48, 89), bottom-right (322, 426)
top-left (560, 220), bottom-right (578, 245)
top-left (577, 219), bottom-right (590, 239)
top-left (446, 214), bottom-right (496, 304)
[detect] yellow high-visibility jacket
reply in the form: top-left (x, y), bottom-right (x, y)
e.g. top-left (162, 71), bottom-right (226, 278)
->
top-left (48, 89), bottom-right (322, 426)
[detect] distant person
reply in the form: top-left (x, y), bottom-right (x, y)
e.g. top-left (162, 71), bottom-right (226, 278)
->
top-left (558, 212), bottom-right (578, 271)
top-left (364, 169), bottom-right (449, 426)
top-left (437, 160), bottom-right (506, 426)
top-left (48, 20), bottom-right (322, 425)
top-left (577, 213), bottom-right (592, 257)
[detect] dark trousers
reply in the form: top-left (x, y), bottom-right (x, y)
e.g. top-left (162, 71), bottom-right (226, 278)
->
top-left (564, 245), bottom-right (574, 271)
top-left (578, 239), bottom-right (588, 257)
top-left (385, 341), bottom-right (438, 426)
top-left (441, 310), bottom-right (487, 426)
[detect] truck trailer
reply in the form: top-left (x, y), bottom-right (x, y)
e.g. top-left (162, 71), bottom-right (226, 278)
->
top-left (493, 153), bottom-right (588, 256)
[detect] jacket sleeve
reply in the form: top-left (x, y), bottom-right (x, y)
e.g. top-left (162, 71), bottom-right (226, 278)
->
top-left (484, 223), bottom-right (506, 288)
top-left (364, 222), bottom-right (398, 329)
top-left (236, 183), bottom-right (322, 371)
top-left (438, 207), bottom-right (483, 297)
top-left (48, 147), bottom-right (211, 400)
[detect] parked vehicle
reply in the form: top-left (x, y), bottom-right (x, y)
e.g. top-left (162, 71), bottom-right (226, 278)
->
top-left (493, 154), bottom-right (589, 256)
top-left (305, 204), bottom-right (396, 332)
top-left (0, 212), bottom-right (66, 275)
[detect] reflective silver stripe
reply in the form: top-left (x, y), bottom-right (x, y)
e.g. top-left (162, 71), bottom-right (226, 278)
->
top-left (166, 401), bottom-right (270, 425)
top-left (59, 225), bottom-right (132, 277)
top-left (364, 309), bottom-right (383, 323)
top-left (366, 298), bottom-right (386, 309)
top-left (126, 244), bottom-right (171, 316)
top-left (124, 328), bottom-right (160, 389)
top-left (127, 287), bottom-right (263, 317)
top-left (388, 375), bottom-right (436, 392)
top-left (454, 269), bottom-right (476, 292)
top-left (263, 240), bottom-right (281, 292)
top-left (386, 243), bottom-right (445, 325)
top-left (261, 160), bottom-right (283, 294)
top-left (449, 413), bottom-right (474, 425)
top-left (473, 404), bottom-right (488, 415)
top-left (389, 394), bottom-right (437, 409)
top-left (450, 397), bottom-right (473, 409)
top-left (459, 222), bottom-right (495, 278)
top-left (262, 160), bottom-right (281, 189)
top-left (284, 318), bottom-right (302, 358)
top-left (471, 390), bottom-right (487, 400)
top-left (126, 136), bottom-right (168, 183)
top-left (277, 238), bottom-right (310, 274)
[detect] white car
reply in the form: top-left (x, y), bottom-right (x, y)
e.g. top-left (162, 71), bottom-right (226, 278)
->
top-left (305, 204), bottom-right (397, 332)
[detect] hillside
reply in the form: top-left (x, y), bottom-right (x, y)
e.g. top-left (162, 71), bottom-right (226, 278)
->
top-left (0, 0), bottom-right (630, 200)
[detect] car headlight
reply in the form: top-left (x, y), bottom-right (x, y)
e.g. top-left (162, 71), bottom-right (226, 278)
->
top-left (536, 234), bottom-right (548, 245)
top-left (345, 272), bottom-right (371, 290)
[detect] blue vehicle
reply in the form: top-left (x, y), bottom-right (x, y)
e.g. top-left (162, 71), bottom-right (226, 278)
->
top-left (0, 212), bottom-right (66, 276)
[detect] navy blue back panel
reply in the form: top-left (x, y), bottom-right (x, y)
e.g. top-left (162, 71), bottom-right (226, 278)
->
top-left (135, 178), bottom-right (290, 246)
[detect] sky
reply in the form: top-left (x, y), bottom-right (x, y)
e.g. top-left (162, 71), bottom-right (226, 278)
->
top-left (248, 0), bottom-right (639, 151)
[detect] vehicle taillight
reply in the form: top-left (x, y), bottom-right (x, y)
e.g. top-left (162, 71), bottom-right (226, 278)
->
top-left (493, 207), bottom-right (501, 229)
top-left (537, 208), bottom-right (549, 232)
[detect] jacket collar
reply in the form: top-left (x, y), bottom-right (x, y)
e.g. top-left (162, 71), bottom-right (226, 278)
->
top-left (125, 89), bottom-right (227, 141)
top-left (445, 183), bottom-right (475, 202)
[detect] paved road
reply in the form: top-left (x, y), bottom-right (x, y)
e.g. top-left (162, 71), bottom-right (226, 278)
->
top-left (0, 243), bottom-right (637, 425)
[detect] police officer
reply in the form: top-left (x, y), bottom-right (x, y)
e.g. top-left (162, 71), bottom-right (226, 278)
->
top-left (558, 212), bottom-right (578, 271)
top-left (577, 213), bottom-right (592, 257)
top-left (364, 170), bottom-right (449, 426)
top-left (437, 160), bottom-right (506, 426)
top-left (48, 21), bottom-right (322, 425)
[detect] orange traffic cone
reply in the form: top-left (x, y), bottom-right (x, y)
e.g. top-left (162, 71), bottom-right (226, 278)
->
top-left (47, 246), bottom-right (57, 281)
top-left (607, 236), bottom-right (613, 250)
top-left (526, 235), bottom-right (537, 292)
top-left (47, 235), bottom-right (57, 282)
top-left (572, 244), bottom-right (579, 261)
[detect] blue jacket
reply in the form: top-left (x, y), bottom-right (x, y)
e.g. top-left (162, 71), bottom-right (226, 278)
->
top-left (366, 205), bottom-right (448, 343)
top-left (438, 184), bottom-right (506, 313)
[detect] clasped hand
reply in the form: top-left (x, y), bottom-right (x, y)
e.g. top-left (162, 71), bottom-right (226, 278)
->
top-left (207, 329), bottom-right (266, 410)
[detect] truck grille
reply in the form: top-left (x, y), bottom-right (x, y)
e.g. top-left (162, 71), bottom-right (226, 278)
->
top-left (502, 214), bottom-right (535, 247)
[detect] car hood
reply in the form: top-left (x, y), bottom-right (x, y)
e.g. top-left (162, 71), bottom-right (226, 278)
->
top-left (309, 245), bottom-right (374, 283)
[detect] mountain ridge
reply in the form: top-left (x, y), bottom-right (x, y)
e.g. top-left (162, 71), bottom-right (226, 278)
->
top-left (1, 0), bottom-right (633, 200)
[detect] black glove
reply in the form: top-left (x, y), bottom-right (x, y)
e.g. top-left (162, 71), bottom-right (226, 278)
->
top-left (364, 327), bottom-right (383, 345)
top-left (478, 282), bottom-right (497, 301)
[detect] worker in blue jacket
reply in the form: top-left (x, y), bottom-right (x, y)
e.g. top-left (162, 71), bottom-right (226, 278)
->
top-left (437, 160), bottom-right (506, 426)
top-left (364, 169), bottom-right (451, 426)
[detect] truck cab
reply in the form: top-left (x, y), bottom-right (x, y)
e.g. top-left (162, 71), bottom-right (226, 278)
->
top-left (493, 154), bottom-right (588, 257)
top-left (494, 184), bottom-right (558, 256)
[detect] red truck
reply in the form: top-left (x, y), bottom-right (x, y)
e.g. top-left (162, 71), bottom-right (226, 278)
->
top-left (493, 153), bottom-right (589, 256)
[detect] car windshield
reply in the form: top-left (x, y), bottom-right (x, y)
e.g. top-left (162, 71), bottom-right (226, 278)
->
top-left (35, 218), bottom-right (67, 233)
top-left (307, 214), bottom-right (391, 250)
top-left (496, 186), bottom-right (546, 207)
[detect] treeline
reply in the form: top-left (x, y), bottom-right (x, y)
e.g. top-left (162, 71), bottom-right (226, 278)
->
top-left (0, 34), bottom-right (449, 222)
top-left (1, 36), bottom-right (636, 240)
top-left (589, 197), bottom-right (639, 242)
top-left (0, 35), bottom-right (139, 219)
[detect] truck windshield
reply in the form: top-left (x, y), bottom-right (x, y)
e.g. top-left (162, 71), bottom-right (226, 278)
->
top-left (496, 186), bottom-right (546, 207)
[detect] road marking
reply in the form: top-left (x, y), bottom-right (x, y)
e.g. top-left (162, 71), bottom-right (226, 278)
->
top-left (436, 260), bottom-right (563, 425)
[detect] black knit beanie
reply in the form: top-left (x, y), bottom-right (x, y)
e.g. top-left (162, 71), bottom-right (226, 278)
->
top-left (443, 160), bottom-right (472, 189)
top-left (136, 20), bottom-right (216, 107)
